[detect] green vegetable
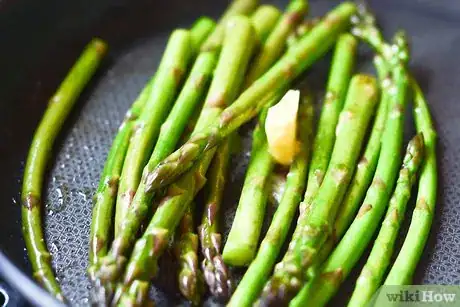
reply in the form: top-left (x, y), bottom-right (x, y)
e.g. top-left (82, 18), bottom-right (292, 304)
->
top-left (114, 29), bottom-right (192, 235)
top-left (348, 134), bottom-right (425, 307)
top-left (352, 8), bottom-right (438, 286)
top-left (22, 38), bottom-right (107, 300)
top-left (244, 0), bottom-right (309, 87)
top-left (200, 0), bottom-right (259, 52)
top-left (385, 79), bottom-right (438, 285)
top-left (290, 33), bottom-right (410, 307)
top-left (89, 17), bottom-right (215, 272)
top-left (190, 17), bottom-right (217, 52)
top-left (199, 5), bottom-right (285, 295)
top-left (143, 45), bottom-right (217, 190)
top-left (108, 16), bottom-right (256, 305)
top-left (142, 1), bottom-right (358, 196)
top-left (261, 74), bottom-right (378, 305)
top-left (222, 0), bottom-right (310, 268)
top-left (199, 138), bottom-right (233, 298)
top-left (228, 93), bottom-right (314, 307)
top-left (175, 202), bottom-right (204, 305)
top-left (302, 33), bottom-right (357, 215)
top-left (250, 5), bottom-right (282, 45)
top-left (89, 78), bottom-right (154, 272)
top-left (223, 108), bottom-right (275, 266)
top-left (300, 54), bottom-right (391, 284)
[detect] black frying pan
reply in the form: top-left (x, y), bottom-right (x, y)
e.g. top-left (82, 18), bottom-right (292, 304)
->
top-left (1, 0), bottom-right (459, 306)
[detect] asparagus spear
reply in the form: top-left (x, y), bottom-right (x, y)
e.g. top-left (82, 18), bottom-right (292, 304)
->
top-left (199, 4), bottom-right (289, 295)
top-left (95, 3), bottom-right (357, 293)
top-left (301, 33), bottom-right (357, 215)
top-left (290, 34), bottom-right (411, 307)
top-left (348, 134), bottom-right (425, 307)
top-left (116, 9), bottom-right (290, 301)
top-left (385, 79), bottom-right (438, 285)
top-left (175, 202), bottom-right (204, 305)
top-left (221, 0), bottom-right (309, 270)
top-left (222, 108), bottom-right (274, 266)
top-left (328, 55), bottom-right (390, 249)
top-left (113, 29), bottom-right (192, 236)
top-left (294, 130), bottom-right (416, 307)
top-left (139, 38), bottom-right (218, 194)
top-left (298, 54), bottom-right (391, 285)
top-left (89, 18), bottom-right (215, 271)
top-left (107, 16), bottom-right (257, 304)
top-left (113, 161), bottom-right (208, 307)
top-left (96, 4), bottom-right (284, 293)
top-left (116, 280), bottom-right (150, 307)
top-left (142, 1), bottom-right (358, 198)
top-left (350, 6), bottom-right (438, 286)
top-left (190, 17), bottom-right (218, 52)
top-left (296, 18), bottom-right (320, 37)
top-left (21, 38), bottom-right (107, 300)
top-left (89, 78), bottom-right (153, 270)
top-left (199, 138), bottom-right (233, 298)
top-left (244, 0), bottom-right (309, 87)
top-left (286, 18), bottom-right (320, 48)
top-left (147, 4), bottom-right (275, 186)
top-left (260, 74), bottom-right (379, 306)
top-left (228, 93), bottom-right (314, 307)
top-left (251, 5), bottom-right (282, 45)
top-left (200, 0), bottom-right (259, 52)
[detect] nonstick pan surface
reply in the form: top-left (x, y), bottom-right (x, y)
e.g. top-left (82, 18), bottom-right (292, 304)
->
top-left (1, 0), bottom-right (460, 306)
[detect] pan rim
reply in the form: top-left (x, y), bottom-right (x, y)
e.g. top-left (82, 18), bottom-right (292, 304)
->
top-left (0, 252), bottom-right (63, 307)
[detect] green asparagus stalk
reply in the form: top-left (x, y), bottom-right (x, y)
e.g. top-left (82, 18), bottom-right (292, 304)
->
top-left (350, 6), bottom-right (438, 286)
top-left (296, 18), bottom-right (320, 37)
top-left (219, 0), bottom-right (309, 272)
top-left (140, 41), bottom-right (218, 191)
top-left (116, 280), bottom-right (150, 307)
top-left (21, 38), bottom-right (107, 300)
top-left (199, 138), bottom-right (233, 298)
top-left (200, 0), bottom-right (259, 52)
top-left (105, 16), bottom-right (257, 304)
top-left (115, 9), bottom-right (286, 302)
top-left (89, 19), bottom-right (215, 270)
top-left (384, 79), bottom-right (438, 285)
top-left (228, 93), bottom-right (314, 307)
top-left (301, 33), bottom-right (357, 215)
top-left (251, 5), bottom-right (282, 45)
top-left (143, 1), bottom-right (358, 198)
top-left (299, 54), bottom-right (391, 284)
top-left (199, 5), bottom-right (287, 295)
top-left (189, 14), bottom-right (279, 293)
top-left (95, 4), bottom-right (357, 295)
top-left (328, 55), bottom-right (390, 248)
top-left (113, 29), bottom-right (192, 236)
top-left (286, 18), bottom-right (320, 48)
top-left (244, 0), bottom-right (309, 87)
top-left (260, 74), bottom-right (379, 306)
top-left (89, 78), bottom-right (154, 270)
top-left (113, 168), bottom-right (202, 306)
top-left (290, 34), bottom-right (411, 307)
top-left (222, 108), bottom-right (274, 266)
top-left (293, 128), bottom-right (416, 307)
top-left (175, 202), bottom-right (204, 305)
top-left (348, 134), bottom-right (425, 307)
top-left (190, 17), bottom-right (218, 52)
top-left (96, 5), bottom-right (283, 295)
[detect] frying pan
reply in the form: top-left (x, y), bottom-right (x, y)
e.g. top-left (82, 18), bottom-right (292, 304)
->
top-left (1, 0), bottom-right (459, 306)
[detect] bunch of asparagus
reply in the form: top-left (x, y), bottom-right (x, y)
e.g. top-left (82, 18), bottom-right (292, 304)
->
top-left (21, 0), bottom-right (437, 306)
